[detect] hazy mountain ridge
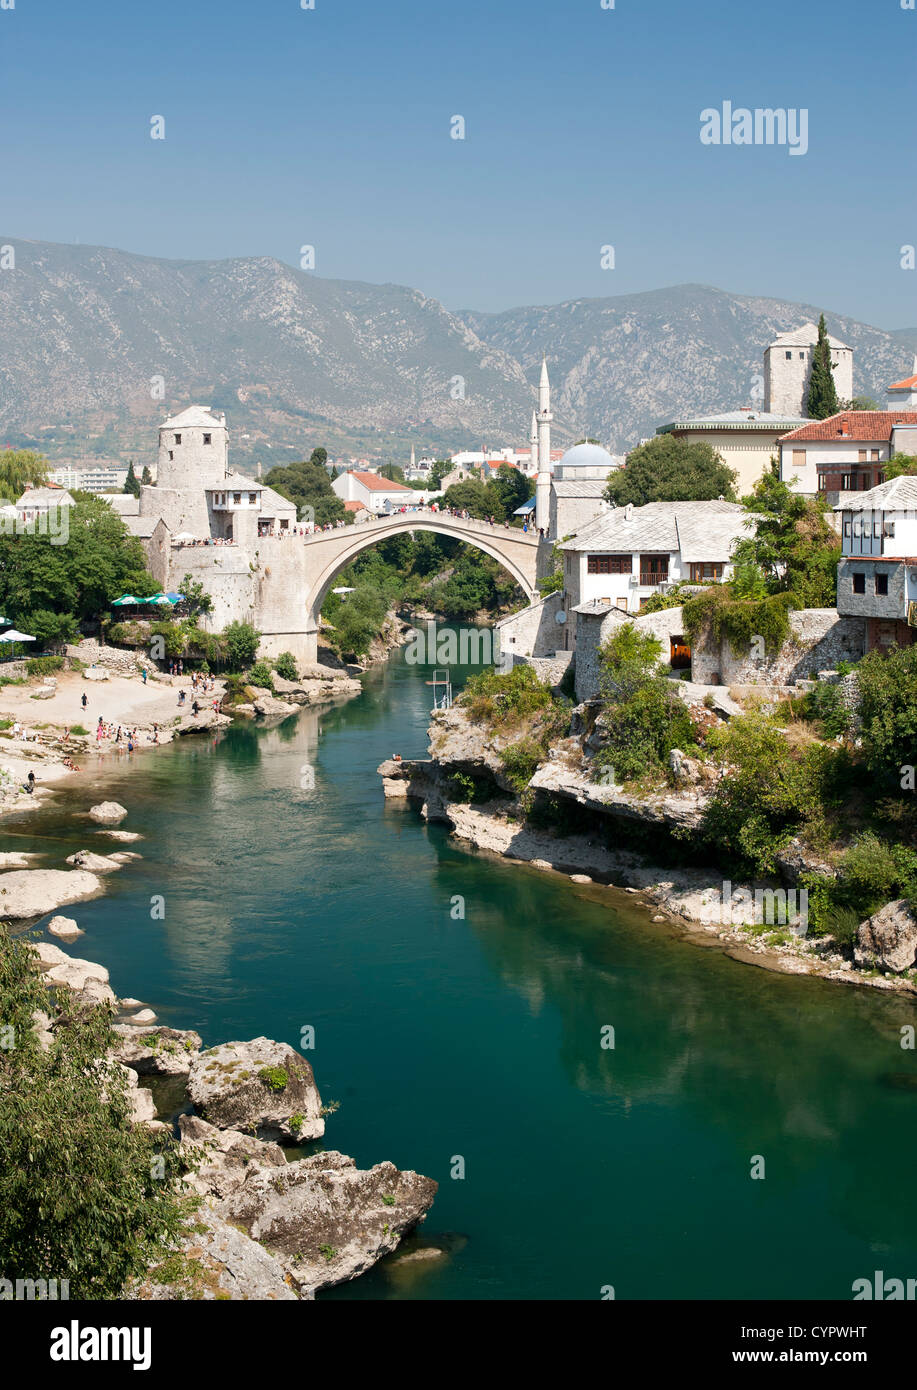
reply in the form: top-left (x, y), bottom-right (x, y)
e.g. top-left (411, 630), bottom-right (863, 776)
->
top-left (1, 239), bottom-right (915, 468)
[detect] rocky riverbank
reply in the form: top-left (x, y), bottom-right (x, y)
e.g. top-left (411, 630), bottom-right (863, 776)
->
top-left (377, 702), bottom-right (917, 998)
top-left (23, 933), bottom-right (438, 1300)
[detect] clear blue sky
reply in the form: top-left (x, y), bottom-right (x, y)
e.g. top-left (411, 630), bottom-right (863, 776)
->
top-left (1, 0), bottom-right (915, 325)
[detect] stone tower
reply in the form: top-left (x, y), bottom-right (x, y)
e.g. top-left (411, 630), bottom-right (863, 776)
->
top-left (764, 324), bottom-right (853, 416)
top-left (535, 357), bottom-right (552, 535)
top-left (141, 405), bottom-right (229, 533)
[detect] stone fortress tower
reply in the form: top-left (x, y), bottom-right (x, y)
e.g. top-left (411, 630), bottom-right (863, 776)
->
top-left (764, 323), bottom-right (853, 416)
top-left (141, 405), bottom-right (230, 536)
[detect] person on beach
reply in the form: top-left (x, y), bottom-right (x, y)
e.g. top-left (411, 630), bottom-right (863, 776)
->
top-left (142, 667), bottom-right (148, 684)
top-left (178, 690), bottom-right (186, 706)
top-left (81, 692), bottom-right (88, 710)
top-left (22, 771), bottom-right (35, 795)
top-left (127, 735), bottom-right (134, 753)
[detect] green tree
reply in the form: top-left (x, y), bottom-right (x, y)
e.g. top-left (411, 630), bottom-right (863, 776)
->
top-left (805, 314), bottom-right (840, 419)
top-left (732, 460), bottom-right (840, 607)
top-left (838, 395), bottom-right (880, 412)
top-left (140, 465), bottom-right (153, 486)
top-left (0, 448), bottom-right (49, 500)
top-left (123, 461), bottom-right (141, 497)
top-left (222, 621), bottom-right (261, 671)
top-left (378, 463), bottom-right (405, 483)
top-left (606, 436), bottom-right (738, 507)
top-left (0, 493), bottom-right (156, 636)
top-left (264, 451), bottom-right (347, 526)
top-left (856, 644), bottom-right (917, 780)
top-left (326, 586), bottom-right (387, 659)
top-left (429, 459), bottom-right (452, 491)
top-left (885, 453), bottom-right (917, 480)
top-left (0, 928), bottom-right (193, 1298)
top-left (178, 573), bottom-right (214, 618)
top-left (593, 626), bottom-right (695, 782)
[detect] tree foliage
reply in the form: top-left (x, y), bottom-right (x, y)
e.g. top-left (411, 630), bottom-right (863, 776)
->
top-left (594, 626), bottom-right (696, 782)
top-left (0, 493), bottom-right (157, 640)
top-left (605, 435), bottom-right (738, 507)
top-left (264, 449), bottom-right (347, 526)
top-left (0, 928), bottom-right (194, 1298)
top-left (805, 314), bottom-right (839, 420)
top-left (0, 448), bottom-right (49, 500)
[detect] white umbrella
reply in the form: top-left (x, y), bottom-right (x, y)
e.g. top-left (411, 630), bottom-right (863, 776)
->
top-left (0, 629), bottom-right (36, 642)
top-left (174, 532), bottom-right (196, 543)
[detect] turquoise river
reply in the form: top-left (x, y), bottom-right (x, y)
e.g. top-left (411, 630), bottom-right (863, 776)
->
top-left (5, 643), bottom-right (917, 1300)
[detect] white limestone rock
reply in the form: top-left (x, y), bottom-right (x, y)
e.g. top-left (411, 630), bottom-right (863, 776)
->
top-left (217, 1150), bottom-right (438, 1296)
top-left (855, 900), bottom-right (917, 974)
top-left (134, 1208), bottom-right (298, 1301)
top-left (95, 829), bottom-right (143, 842)
top-left (88, 801), bottom-right (128, 824)
top-left (113, 1023), bottom-right (202, 1076)
top-left (178, 1114), bottom-right (287, 1198)
top-left (47, 914), bottom-right (83, 940)
top-left (65, 850), bottom-right (124, 873)
top-left (0, 868), bottom-right (103, 919)
top-left (188, 1037), bottom-right (324, 1143)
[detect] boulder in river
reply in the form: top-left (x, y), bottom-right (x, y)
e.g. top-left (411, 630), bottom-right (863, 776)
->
top-left (0, 868), bottom-right (103, 919)
top-left (47, 914), bottom-right (83, 940)
top-left (855, 900), bottom-right (917, 973)
top-left (112, 1023), bottom-right (202, 1076)
top-left (88, 801), bottom-right (128, 824)
top-left (33, 942), bottom-right (116, 1004)
top-left (65, 850), bottom-right (124, 873)
top-left (217, 1149), bottom-right (438, 1295)
top-left (188, 1037), bottom-right (324, 1143)
top-left (178, 1114), bottom-right (288, 1198)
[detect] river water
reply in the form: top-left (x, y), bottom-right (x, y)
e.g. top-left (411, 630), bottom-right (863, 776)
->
top-left (6, 644), bottom-right (917, 1300)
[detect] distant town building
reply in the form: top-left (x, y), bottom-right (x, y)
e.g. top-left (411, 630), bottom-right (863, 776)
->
top-left (49, 464), bottom-right (133, 492)
top-left (332, 468), bottom-right (417, 513)
top-left (764, 323), bottom-right (853, 416)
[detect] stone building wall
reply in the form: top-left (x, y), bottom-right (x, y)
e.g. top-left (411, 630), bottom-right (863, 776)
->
top-left (689, 608), bottom-right (865, 686)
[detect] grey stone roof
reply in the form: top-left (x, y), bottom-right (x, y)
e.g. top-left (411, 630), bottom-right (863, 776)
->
top-left (259, 483), bottom-right (298, 515)
top-left (834, 475), bottom-right (917, 510)
top-left (552, 479), bottom-right (609, 497)
top-left (15, 487), bottom-right (75, 506)
top-left (563, 500), bottom-right (753, 563)
top-left (101, 493), bottom-right (140, 515)
top-left (658, 411), bottom-right (808, 432)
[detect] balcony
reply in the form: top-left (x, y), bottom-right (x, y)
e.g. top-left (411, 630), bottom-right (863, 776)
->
top-left (639, 571), bottom-right (669, 587)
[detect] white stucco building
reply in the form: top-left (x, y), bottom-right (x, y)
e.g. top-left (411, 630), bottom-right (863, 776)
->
top-left (835, 474), bottom-right (917, 652)
top-left (332, 468), bottom-right (419, 513)
top-left (560, 500), bottom-right (754, 615)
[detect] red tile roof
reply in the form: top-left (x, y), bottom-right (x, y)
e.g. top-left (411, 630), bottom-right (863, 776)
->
top-left (889, 374), bottom-right (917, 391)
top-left (343, 499), bottom-right (369, 511)
top-left (348, 470), bottom-right (412, 492)
top-left (780, 411), bottom-right (917, 443)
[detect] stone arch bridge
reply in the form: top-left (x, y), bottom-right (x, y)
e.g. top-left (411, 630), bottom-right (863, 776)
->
top-left (174, 508), bottom-right (544, 666)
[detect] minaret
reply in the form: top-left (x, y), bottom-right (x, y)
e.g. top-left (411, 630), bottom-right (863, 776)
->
top-left (535, 355), bottom-right (552, 535)
top-left (529, 410), bottom-right (538, 477)
top-left (410, 444), bottom-right (416, 472)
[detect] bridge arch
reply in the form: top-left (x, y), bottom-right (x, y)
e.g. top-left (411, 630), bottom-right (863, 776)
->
top-left (307, 513), bottom-right (540, 621)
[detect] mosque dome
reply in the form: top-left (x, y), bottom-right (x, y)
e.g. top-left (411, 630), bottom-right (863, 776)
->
top-left (554, 442), bottom-right (619, 480)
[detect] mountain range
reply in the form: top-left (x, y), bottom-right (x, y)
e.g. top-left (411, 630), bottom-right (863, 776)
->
top-left (1, 236), bottom-right (915, 473)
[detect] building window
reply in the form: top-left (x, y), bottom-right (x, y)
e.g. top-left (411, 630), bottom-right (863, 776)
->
top-left (792, 449), bottom-right (806, 471)
top-left (858, 451), bottom-right (867, 463)
top-left (799, 352), bottom-right (805, 359)
top-left (640, 555), bottom-right (669, 585)
top-left (884, 521), bottom-right (895, 538)
top-left (690, 562), bottom-right (724, 582)
top-left (875, 574), bottom-right (889, 596)
top-left (168, 451), bottom-right (174, 461)
top-left (233, 493), bottom-right (241, 505)
top-left (174, 433), bottom-right (182, 445)
top-left (587, 554), bottom-right (631, 574)
top-left (248, 493), bottom-right (257, 504)
top-left (842, 517), bottom-right (851, 538)
top-left (785, 351), bottom-right (792, 360)
top-left (203, 433), bottom-right (212, 445)
top-left (852, 573), bottom-right (866, 594)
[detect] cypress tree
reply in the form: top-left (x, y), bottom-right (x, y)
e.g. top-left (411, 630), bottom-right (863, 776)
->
top-left (123, 460), bottom-right (141, 496)
top-left (806, 314), bottom-right (839, 419)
